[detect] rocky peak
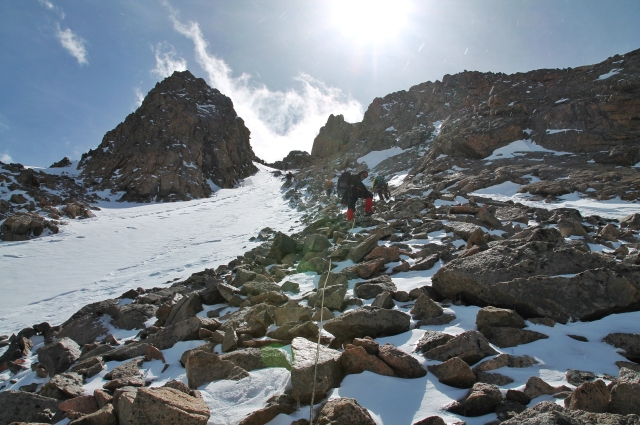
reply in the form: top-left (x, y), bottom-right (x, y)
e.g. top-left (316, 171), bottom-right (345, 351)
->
top-left (78, 70), bottom-right (257, 202)
top-left (310, 48), bottom-right (640, 166)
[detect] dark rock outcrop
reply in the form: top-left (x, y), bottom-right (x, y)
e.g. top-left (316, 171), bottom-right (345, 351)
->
top-left (79, 70), bottom-right (257, 202)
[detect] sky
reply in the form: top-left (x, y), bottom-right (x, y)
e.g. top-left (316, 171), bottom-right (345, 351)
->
top-left (1, 0), bottom-right (639, 165)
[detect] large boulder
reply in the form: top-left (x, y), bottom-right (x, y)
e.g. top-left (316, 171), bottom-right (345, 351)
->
top-left (314, 398), bottom-right (376, 425)
top-left (480, 327), bottom-right (548, 348)
top-left (164, 293), bottom-right (203, 326)
top-left (185, 350), bottom-right (249, 388)
top-left (432, 240), bottom-right (640, 323)
top-left (446, 382), bottom-right (503, 417)
top-left (39, 372), bottom-right (85, 400)
top-left (422, 331), bottom-right (498, 365)
top-left (377, 343), bottom-right (427, 378)
top-left (609, 367), bottom-right (640, 415)
top-left (324, 307), bottom-right (411, 341)
top-left (269, 231), bottom-right (299, 262)
top-left (348, 235), bottom-right (380, 262)
top-left (341, 344), bottom-right (395, 376)
top-left (428, 357), bottom-right (476, 388)
top-left (0, 391), bottom-right (60, 425)
top-left (410, 294), bottom-right (444, 320)
top-left (354, 275), bottom-right (397, 299)
top-left (603, 333), bottom-right (640, 362)
top-left (38, 337), bottom-right (81, 377)
top-left (145, 316), bottom-right (205, 350)
top-left (564, 379), bottom-right (610, 413)
top-left (290, 337), bottom-right (344, 404)
top-left (308, 283), bottom-right (347, 311)
top-left (475, 306), bottom-right (526, 330)
top-left (117, 387), bottom-right (210, 424)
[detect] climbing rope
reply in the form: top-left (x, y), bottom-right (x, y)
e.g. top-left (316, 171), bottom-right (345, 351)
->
top-left (309, 259), bottom-right (332, 424)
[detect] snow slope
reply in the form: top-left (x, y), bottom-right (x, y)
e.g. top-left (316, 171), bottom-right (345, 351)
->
top-left (1, 164), bottom-right (302, 334)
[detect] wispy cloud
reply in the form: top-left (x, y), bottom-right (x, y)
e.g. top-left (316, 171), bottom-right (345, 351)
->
top-left (0, 153), bottom-right (13, 163)
top-left (37, 0), bottom-right (65, 19)
top-left (152, 42), bottom-right (187, 79)
top-left (169, 17), bottom-right (363, 163)
top-left (56, 24), bottom-right (88, 65)
top-left (133, 87), bottom-right (145, 108)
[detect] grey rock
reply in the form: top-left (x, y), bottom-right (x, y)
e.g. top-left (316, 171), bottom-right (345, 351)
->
top-left (371, 291), bottom-right (395, 309)
top-left (290, 337), bottom-right (344, 404)
top-left (610, 367), bottom-right (640, 415)
top-left (423, 330), bottom-right (498, 365)
top-left (377, 343), bottom-right (426, 378)
top-left (38, 337), bottom-right (81, 377)
top-left (354, 275), bottom-right (397, 299)
top-left (410, 294), bottom-right (444, 320)
top-left (0, 391), bottom-right (60, 425)
top-left (314, 398), bottom-right (376, 425)
top-left (428, 357), bottom-right (476, 388)
top-left (164, 293), bottom-right (203, 327)
top-left (447, 382), bottom-right (503, 417)
top-left (117, 386), bottom-right (210, 424)
top-left (39, 372), bottom-right (84, 400)
top-left (324, 307), bottom-right (411, 341)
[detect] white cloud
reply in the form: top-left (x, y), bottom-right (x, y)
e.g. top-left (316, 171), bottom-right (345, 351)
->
top-left (56, 24), bottom-right (88, 65)
top-left (1, 153), bottom-right (13, 163)
top-left (38, 0), bottom-right (65, 19)
top-left (133, 87), bottom-right (145, 108)
top-left (152, 42), bottom-right (187, 79)
top-left (170, 18), bottom-right (364, 163)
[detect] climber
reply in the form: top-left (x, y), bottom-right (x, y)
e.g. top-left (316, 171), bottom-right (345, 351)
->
top-left (372, 175), bottom-right (391, 201)
top-left (285, 171), bottom-right (294, 183)
top-left (341, 170), bottom-right (373, 221)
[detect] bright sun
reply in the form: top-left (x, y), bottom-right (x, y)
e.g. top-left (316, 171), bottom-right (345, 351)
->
top-left (331, 0), bottom-right (411, 44)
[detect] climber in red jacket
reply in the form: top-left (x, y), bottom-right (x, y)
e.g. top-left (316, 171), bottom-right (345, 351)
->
top-left (344, 171), bottom-right (374, 221)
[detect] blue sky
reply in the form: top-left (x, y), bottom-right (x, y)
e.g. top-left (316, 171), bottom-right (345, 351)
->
top-left (1, 0), bottom-right (639, 165)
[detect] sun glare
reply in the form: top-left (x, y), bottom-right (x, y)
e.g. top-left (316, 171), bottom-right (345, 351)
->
top-left (331, 0), bottom-right (411, 44)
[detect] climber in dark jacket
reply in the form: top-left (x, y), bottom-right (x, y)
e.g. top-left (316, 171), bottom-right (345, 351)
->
top-left (345, 171), bottom-right (374, 221)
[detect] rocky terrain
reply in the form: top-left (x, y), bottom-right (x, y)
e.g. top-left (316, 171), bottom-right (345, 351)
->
top-left (79, 70), bottom-right (257, 202)
top-left (2, 49), bottom-right (640, 425)
top-left (0, 70), bottom-right (259, 241)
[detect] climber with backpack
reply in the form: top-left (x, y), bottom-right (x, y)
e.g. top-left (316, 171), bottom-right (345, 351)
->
top-left (337, 170), bottom-right (374, 221)
top-left (372, 175), bottom-right (391, 201)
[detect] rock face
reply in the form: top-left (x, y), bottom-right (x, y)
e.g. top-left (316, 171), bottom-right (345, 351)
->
top-left (311, 49), bottom-right (640, 164)
top-left (78, 70), bottom-right (257, 202)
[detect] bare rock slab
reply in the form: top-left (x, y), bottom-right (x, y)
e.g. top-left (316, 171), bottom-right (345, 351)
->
top-left (291, 337), bottom-right (344, 404)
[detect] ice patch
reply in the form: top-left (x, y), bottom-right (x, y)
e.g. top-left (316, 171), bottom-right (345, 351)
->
top-left (596, 69), bottom-right (622, 80)
top-left (485, 139), bottom-right (571, 160)
top-left (357, 147), bottom-right (405, 170)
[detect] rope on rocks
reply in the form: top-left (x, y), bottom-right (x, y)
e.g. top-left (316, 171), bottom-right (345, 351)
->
top-left (309, 259), bottom-right (332, 424)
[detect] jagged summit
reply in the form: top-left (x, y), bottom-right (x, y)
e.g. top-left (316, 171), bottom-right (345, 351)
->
top-left (79, 70), bottom-right (257, 202)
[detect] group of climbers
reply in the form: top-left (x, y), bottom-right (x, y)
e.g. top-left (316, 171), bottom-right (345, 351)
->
top-left (284, 168), bottom-right (391, 221)
top-left (337, 170), bottom-right (381, 221)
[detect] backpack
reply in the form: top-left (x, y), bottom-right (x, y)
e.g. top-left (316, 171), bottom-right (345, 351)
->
top-left (337, 171), bottom-right (351, 198)
top-left (372, 175), bottom-right (386, 188)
